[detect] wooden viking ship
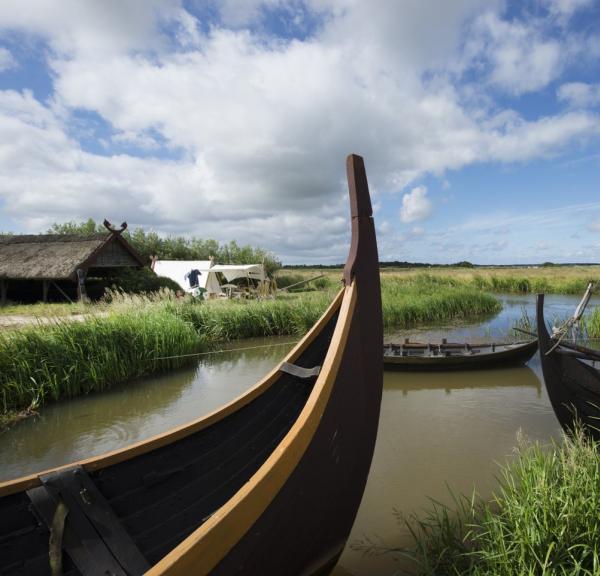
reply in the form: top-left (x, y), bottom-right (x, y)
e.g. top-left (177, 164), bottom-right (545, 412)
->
top-left (537, 293), bottom-right (600, 441)
top-left (383, 339), bottom-right (538, 371)
top-left (0, 154), bottom-right (383, 576)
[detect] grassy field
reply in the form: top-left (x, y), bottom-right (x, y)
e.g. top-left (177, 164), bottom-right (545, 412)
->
top-left (278, 265), bottom-right (600, 295)
top-left (381, 429), bottom-right (600, 576)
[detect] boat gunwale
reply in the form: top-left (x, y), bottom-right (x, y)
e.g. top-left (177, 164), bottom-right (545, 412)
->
top-left (0, 286), bottom-right (346, 497)
top-left (146, 281), bottom-right (357, 575)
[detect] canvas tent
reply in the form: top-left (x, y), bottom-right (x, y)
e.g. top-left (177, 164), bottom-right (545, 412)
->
top-left (210, 264), bottom-right (265, 283)
top-left (152, 260), bottom-right (222, 295)
top-left (151, 261), bottom-right (266, 297)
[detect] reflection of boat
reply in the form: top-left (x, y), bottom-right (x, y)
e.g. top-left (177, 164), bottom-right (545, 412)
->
top-left (383, 339), bottom-right (538, 371)
top-left (537, 293), bottom-right (600, 441)
top-left (384, 365), bottom-right (542, 394)
top-left (0, 155), bottom-right (383, 576)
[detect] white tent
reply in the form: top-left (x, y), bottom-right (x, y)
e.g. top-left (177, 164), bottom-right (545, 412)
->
top-left (210, 264), bottom-right (265, 282)
top-left (152, 260), bottom-right (222, 296)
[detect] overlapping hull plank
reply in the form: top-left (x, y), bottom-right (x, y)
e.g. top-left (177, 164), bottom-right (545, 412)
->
top-left (0, 154), bottom-right (383, 576)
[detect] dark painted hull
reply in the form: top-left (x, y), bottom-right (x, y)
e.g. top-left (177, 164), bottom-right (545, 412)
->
top-left (0, 155), bottom-right (382, 576)
top-left (536, 294), bottom-right (600, 441)
top-left (383, 340), bottom-right (538, 371)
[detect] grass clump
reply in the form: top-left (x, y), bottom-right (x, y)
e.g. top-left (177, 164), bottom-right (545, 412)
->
top-left (586, 308), bottom-right (600, 340)
top-left (393, 429), bottom-right (600, 575)
top-left (381, 275), bottom-right (501, 329)
top-left (0, 307), bottom-right (202, 415)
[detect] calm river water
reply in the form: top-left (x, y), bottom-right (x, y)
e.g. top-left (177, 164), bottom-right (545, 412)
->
top-left (1, 293), bottom-right (598, 575)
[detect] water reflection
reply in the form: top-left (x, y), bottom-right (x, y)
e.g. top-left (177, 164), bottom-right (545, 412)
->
top-left (0, 338), bottom-right (295, 482)
top-left (386, 365), bottom-right (542, 394)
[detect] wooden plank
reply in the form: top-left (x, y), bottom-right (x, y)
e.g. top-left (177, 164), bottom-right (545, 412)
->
top-left (28, 466), bottom-right (149, 576)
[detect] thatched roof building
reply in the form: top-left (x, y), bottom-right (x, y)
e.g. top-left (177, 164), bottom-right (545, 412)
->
top-left (0, 222), bottom-right (145, 303)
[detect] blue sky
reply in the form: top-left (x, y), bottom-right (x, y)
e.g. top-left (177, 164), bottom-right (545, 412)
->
top-left (0, 0), bottom-right (599, 264)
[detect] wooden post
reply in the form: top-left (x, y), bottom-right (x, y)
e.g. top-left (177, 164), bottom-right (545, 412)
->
top-left (0, 279), bottom-right (7, 306)
top-left (42, 280), bottom-right (49, 303)
top-left (77, 268), bottom-right (89, 303)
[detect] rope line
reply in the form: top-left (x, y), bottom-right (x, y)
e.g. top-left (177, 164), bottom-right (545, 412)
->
top-left (153, 340), bottom-right (300, 362)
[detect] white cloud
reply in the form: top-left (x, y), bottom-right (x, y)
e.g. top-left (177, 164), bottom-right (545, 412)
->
top-left (558, 82), bottom-right (600, 108)
top-left (547, 0), bottom-right (593, 19)
top-left (400, 186), bottom-right (432, 223)
top-left (0, 1), bottom-right (598, 262)
top-left (0, 47), bottom-right (16, 72)
top-left (468, 12), bottom-right (564, 95)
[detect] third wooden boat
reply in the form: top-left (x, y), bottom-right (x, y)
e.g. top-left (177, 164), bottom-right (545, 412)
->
top-left (537, 293), bottom-right (600, 441)
top-left (383, 339), bottom-right (538, 371)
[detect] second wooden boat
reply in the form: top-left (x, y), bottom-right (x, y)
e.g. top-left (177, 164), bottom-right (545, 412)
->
top-left (537, 293), bottom-right (600, 441)
top-left (383, 339), bottom-right (538, 371)
top-left (0, 154), bottom-right (383, 576)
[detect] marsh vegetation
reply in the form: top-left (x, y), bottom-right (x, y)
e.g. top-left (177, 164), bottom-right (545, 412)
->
top-left (374, 429), bottom-right (600, 576)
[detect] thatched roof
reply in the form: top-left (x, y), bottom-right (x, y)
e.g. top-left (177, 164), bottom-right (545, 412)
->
top-left (0, 233), bottom-right (145, 280)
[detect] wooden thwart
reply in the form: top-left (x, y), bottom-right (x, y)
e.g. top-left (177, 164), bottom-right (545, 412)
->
top-left (27, 465), bottom-right (149, 576)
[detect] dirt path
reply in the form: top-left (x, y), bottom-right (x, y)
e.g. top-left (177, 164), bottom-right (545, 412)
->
top-left (0, 313), bottom-right (107, 329)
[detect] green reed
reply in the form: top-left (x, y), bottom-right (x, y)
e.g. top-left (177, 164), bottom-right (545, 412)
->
top-left (381, 276), bottom-right (501, 329)
top-left (0, 308), bottom-right (201, 414)
top-left (585, 308), bottom-right (600, 339)
top-left (394, 429), bottom-right (600, 576)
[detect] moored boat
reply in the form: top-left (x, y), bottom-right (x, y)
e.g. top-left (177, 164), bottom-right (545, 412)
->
top-left (537, 293), bottom-right (600, 441)
top-left (0, 154), bottom-right (383, 576)
top-left (383, 339), bottom-right (538, 371)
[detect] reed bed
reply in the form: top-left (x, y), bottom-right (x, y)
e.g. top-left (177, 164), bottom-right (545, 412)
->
top-left (0, 308), bottom-right (201, 415)
top-left (394, 430), bottom-right (600, 576)
top-left (282, 267), bottom-right (600, 295)
top-left (381, 276), bottom-right (501, 329)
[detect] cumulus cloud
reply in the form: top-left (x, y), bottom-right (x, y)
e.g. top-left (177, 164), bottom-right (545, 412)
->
top-left (547, 0), bottom-right (593, 19)
top-left (0, 1), bottom-right (599, 261)
top-left (467, 11), bottom-right (564, 95)
top-left (400, 186), bottom-right (432, 223)
top-left (558, 82), bottom-right (600, 108)
top-left (0, 47), bottom-right (15, 71)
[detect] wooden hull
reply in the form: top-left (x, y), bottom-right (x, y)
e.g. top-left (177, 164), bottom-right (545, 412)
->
top-left (0, 155), bottom-right (383, 576)
top-left (383, 340), bottom-right (538, 371)
top-left (536, 294), bottom-right (600, 441)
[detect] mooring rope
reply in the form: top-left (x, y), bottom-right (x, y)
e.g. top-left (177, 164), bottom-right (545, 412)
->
top-left (152, 340), bottom-right (300, 362)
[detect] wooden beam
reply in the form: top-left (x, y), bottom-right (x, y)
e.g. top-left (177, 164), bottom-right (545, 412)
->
top-left (77, 268), bottom-right (89, 303)
top-left (42, 280), bottom-right (49, 303)
top-left (0, 279), bottom-right (7, 306)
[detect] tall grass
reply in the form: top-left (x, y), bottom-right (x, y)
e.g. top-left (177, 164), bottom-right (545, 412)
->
top-left (0, 307), bottom-right (201, 414)
top-left (393, 429), bottom-right (600, 575)
top-left (381, 276), bottom-right (501, 329)
top-left (586, 308), bottom-right (600, 340)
